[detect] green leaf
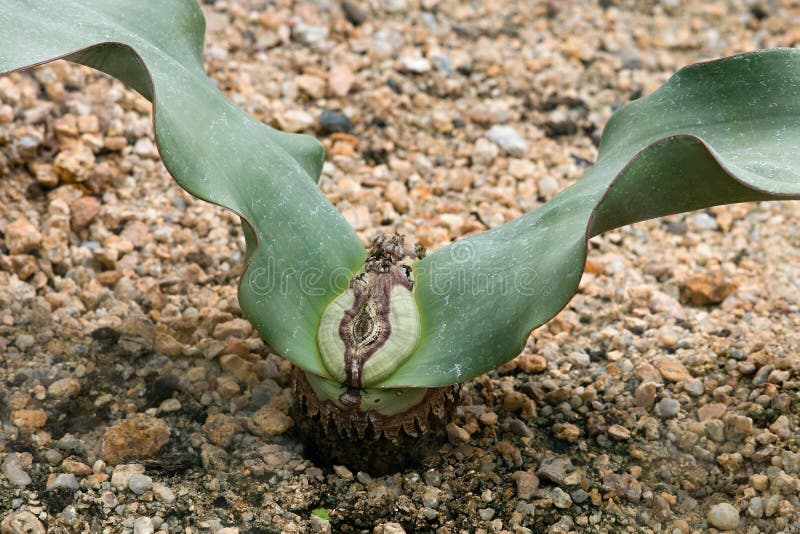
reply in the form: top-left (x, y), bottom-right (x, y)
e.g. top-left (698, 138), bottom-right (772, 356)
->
top-left (311, 508), bottom-right (331, 521)
top-left (381, 49), bottom-right (800, 388)
top-left (0, 0), bottom-right (366, 377)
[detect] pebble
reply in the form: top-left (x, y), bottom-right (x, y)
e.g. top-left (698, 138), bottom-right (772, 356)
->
top-left (4, 218), bottom-right (42, 254)
top-left (328, 65), bottom-right (354, 97)
top-left (310, 515), bottom-right (332, 534)
top-left (111, 464), bottom-right (146, 489)
top-left (69, 196), bottom-right (101, 230)
top-left (47, 377), bottom-right (81, 399)
top-left (318, 109), bottom-right (353, 134)
top-left (128, 473), bottom-right (153, 495)
top-left (133, 138), bottom-right (159, 159)
top-left (537, 177), bottom-right (560, 198)
top-left (246, 405), bottom-right (293, 438)
top-left (132, 516), bottom-right (154, 534)
top-left (607, 424), bottom-right (631, 441)
top-left (100, 414), bottom-right (171, 464)
top-left (550, 487), bottom-right (573, 509)
top-left (0, 511), bottom-right (45, 534)
top-left (375, 523), bottom-right (406, 534)
top-left (656, 357), bottom-right (692, 382)
top-left (472, 138), bottom-right (499, 167)
top-left (681, 269), bottom-right (737, 305)
top-left (706, 502), bottom-right (740, 530)
top-left (291, 23), bottom-right (328, 47)
top-left (213, 318), bottom-right (253, 340)
top-left (333, 465), bottom-right (354, 480)
top-left (401, 57), bottom-right (432, 74)
top-left (486, 125), bottom-right (528, 157)
top-left (446, 422), bottom-right (470, 444)
top-left (2, 455), bottom-right (32, 487)
top-left (11, 409), bottom-right (47, 432)
top-left (152, 483), bottom-right (176, 504)
top-left (275, 109), bottom-right (314, 133)
top-left (655, 398), bottom-right (680, 419)
top-left (634, 382), bottom-right (657, 408)
top-left (46, 473), bottom-right (79, 491)
top-left (515, 471), bottom-right (539, 500)
top-left (536, 457), bottom-right (574, 485)
top-left (295, 74), bottom-right (326, 99)
top-left (341, 1), bottom-right (367, 26)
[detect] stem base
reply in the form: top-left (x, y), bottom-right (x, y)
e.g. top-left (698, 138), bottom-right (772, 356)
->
top-left (291, 367), bottom-right (457, 475)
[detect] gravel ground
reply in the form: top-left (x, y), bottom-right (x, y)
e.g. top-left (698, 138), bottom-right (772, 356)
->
top-left (2, 0), bottom-right (800, 532)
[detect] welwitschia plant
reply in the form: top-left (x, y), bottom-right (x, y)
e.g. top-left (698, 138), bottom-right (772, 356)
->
top-left (3, 1), bottom-right (800, 469)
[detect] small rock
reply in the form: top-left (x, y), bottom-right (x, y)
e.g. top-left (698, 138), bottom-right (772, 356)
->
top-left (295, 74), bottom-right (326, 99)
top-left (705, 420), bottom-right (726, 442)
top-left (159, 398), bottom-right (182, 412)
top-left (128, 473), bottom-right (153, 495)
top-left (707, 502), bottom-right (740, 530)
top-left (608, 424), bottom-right (631, 441)
top-left (47, 378), bottom-right (81, 399)
top-left (657, 356), bottom-right (692, 383)
top-left (681, 269), bottom-right (737, 305)
top-left (328, 64), bottom-right (354, 97)
top-left (152, 483), bottom-right (176, 504)
top-left (342, 205), bottom-right (371, 230)
top-left (310, 514), bottom-right (332, 534)
top-left (634, 362), bottom-right (663, 383)
top-left (46, 473), bottom-right (79, 491)
top-left (53, 144), bottom-right (95, 181)
top-left (748, 497), bottom-right (764, 518)
top-left (0, 511), bottom-right (45, 534)
top-left (132, 516), bottom-right (154, 534)
top-left (69, 196), bottom-right (101, 230)
top-left (341, 1), bottom-right (367, 26)
top-left (246, 405), bottom-right (293, 438)
top-left (11, 409), bottom-right (47, 433)
top-left (203, 413), bottom-right (240, 448)
top-left (2, 455), bottom-right (32, 487)
top-left (446, 422), bottom-right (470, 444)
top-left (634, 382), bottom-right (657, 408)
top-left (472, 138), bottom-right (499, 167)
top-left (133, 138), bottom-right (159, 159)
top-left (685, 379), bottom-right (705, 396)
top-left (333, 465), bottom-right (353, 480)
top-left (292, 22), bottom-right (328, 47)
top-left (550, 487), bottom-right (573, 509)
top-left (111, 464), bottom-right (146, 489)
top-left (4, 218), bottom-right (42, 254)
top-left (553, 422), bottom-right (581, 442)
top-left (375, 523), bottom-right (406, 534)
top-left (515, 471), bottom-right (539, 500)
top-left (101, 414), bottom-right (171, 464)
top-left (276, 110), bottom-right (314, 133)
top-left (536, 457), bottom-right (574, 485)
top-left (401, 57), bottom-right (431, 74)
top-left (318, 109), bottom-right (353, 134)
top-left (213, 318), bottom-right (253, 340)
top-left (698, 403), bottom-right (727, 422)
top-left (13, 334), bottom-right (34, 352)
top-left (655, 398), bottom-right (680, 419)
top-left (384, 181), bottom-right (409, 213)
top-left (649, 291), bottom-right (686, 320)
top-left (692, 212), bottom-right (718, 231)
top-left (725, 415), bottom-right (754, 440)
top-left (487, 125), bottom-right (528, 157)
top-left (477, 508), bottom-right (495, 520)
top-left (537, 177), bottom-right (560, 198)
